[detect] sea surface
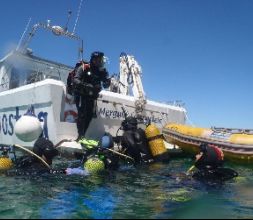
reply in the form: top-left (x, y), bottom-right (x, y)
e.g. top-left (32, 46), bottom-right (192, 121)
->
top-left (0, 156), bottom-right (253, 219)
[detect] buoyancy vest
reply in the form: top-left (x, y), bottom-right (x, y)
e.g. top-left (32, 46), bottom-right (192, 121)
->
top-left (67, 62), bottom-right (90, 95)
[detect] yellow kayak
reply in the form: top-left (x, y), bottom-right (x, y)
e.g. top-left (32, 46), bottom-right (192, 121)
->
top-left (162, 123), bottom-right (253, 164)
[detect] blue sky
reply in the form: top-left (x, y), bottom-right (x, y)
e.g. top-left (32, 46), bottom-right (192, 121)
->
top-left (1, 0), bottom-right (253, 129)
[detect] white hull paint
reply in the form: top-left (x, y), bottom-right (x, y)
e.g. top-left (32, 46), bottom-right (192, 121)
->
top-left (0, 78), bottom-right (186, 151)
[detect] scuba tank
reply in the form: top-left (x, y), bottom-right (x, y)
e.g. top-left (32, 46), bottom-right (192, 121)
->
top-left (0, 146), bottom-right (14, 171)
top-left (145, 124), bottom-right (169, 162)
top-left (84, 156), bottom-right (105, 174)
top-left (0, 156), bottom-right (13, 171)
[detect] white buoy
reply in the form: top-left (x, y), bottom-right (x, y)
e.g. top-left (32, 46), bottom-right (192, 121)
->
top-left (14, 105), bottom-right (42, 142)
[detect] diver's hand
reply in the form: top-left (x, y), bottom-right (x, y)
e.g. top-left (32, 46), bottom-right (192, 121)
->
top-left (65, 167), bottom-right (89, 176)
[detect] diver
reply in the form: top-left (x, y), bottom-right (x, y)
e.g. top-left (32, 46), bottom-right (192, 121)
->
top-left (119, 116), bottom-right (153, 165)
top-left (194, 143), bottom-right (224, 170)
top-left (72, 51), bottom-right (111, 141)
top-left (6, 137), bottom-right (60, 176)
top-left (9, 133), bottom-right (124, 177)
top-left (191, 143), bottom-right (238, 182)
top-left (65, 133), bottom-right (122, 175)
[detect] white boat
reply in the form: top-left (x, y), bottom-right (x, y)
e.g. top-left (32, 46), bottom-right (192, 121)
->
top-left (0, 18), bottom-right (186, 156)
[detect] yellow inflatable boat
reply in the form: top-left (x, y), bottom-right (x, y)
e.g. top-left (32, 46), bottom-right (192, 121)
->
top-left (162, 123), bottom-right (253, 164)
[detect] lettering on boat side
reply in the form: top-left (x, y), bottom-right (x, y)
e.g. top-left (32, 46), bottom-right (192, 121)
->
top-left (98, 107), bottom-right (163, 124)
top-left (0, 107), bottom-right (49, 139)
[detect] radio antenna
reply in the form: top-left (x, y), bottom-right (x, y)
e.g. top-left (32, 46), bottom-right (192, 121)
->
top-left (16, 17), bottom-right (32, 51)
top-left (72, 0), bottom-right (83, 34)
top-left (79, 39), bottom-right (84, 60)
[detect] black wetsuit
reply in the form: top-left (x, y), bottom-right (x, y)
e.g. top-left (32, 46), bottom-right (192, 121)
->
top-left (121, 128), bottom-right (153, 164)
top-left (5, 156), bottom-right (65, 176)
top-left (73, 63), bottom-right (110, 138)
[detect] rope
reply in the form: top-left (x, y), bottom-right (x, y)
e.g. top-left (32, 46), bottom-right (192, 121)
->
top-left (13, 144), bottom-right (51, 169)
top-left (54, 139), bottom-right (73, 148)
top-left (105, 148), bottom-right (135, 162)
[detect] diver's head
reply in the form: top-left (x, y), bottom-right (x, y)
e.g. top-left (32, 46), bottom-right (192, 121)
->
top-left (33, 137), bottom-right (58, 165)
top-left (90, 51), bottom-right (107, 70)
top-left (121, 116), bottom-right (138, 131)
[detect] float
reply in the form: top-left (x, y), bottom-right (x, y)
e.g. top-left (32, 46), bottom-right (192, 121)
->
top-left (162, 123), bottom-right (253, 164)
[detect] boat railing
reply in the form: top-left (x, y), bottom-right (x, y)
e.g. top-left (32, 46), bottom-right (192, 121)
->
top-left (211, 127), bottom-right (253, 134)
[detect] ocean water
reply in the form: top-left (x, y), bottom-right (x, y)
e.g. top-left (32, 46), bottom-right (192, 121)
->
top-left (0, 157), bottom-right (253, 219)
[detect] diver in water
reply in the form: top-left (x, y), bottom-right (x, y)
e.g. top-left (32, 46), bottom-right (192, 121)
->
top-left (119, 116), bottom-right (153, 164)
top-left (192, 143), bottom-right (238, 182)
top-left (194, 143), bottom-right (224, 170)
top-left (64, 133), bottom-right (121, 175)
top-left (2, 133), bottom-right (121, 177)
top-left (6, 137), bottom-right (60, 176)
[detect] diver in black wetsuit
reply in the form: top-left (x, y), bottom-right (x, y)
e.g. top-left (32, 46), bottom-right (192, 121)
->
top-left (73, 52), bottom-right (111, 140)
top-left (6, 137), bottom-right (61, 176)
top-left (192, 143), bottom-right (238, 182)
top-left (119, 116), bottom-right (154, 165)
top-left (4, 133), bottom-right (121, 177)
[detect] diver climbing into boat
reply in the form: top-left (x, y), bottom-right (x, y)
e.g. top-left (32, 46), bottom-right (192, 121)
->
top-left (72, 51), bottom-right (111, 141)
top-left (190, 143), bottom-right (238, 183)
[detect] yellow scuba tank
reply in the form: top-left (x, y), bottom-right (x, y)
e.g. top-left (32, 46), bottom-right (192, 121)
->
top-left (145, 124), bottom-right (168, 158)
top-left (0, 156), bottom-right (13, 171)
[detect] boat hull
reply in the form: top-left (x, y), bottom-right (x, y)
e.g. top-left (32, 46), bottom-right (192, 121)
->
top-left (163, 123), bottom-right (253, 164)
top-left (0, 79), bottom-right (186, 156)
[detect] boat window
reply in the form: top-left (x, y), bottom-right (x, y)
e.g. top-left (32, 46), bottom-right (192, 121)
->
top-left (43, 66), bottom-right (61, 81)
top-left (7, 65), bottom-right (65, 88)
top-left (25, 69), bottom-right (61, 85)
top-left (26, 70), bottom-right (44, 84)
top-left (9, 67), bottom-right (20, 89)
top-left (44, 75), bottom-right (61, 80)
